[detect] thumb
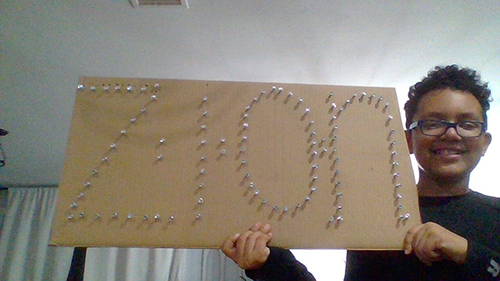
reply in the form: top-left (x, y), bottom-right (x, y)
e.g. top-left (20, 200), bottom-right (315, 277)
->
top-left (221, 233), bottom-right (240, 258)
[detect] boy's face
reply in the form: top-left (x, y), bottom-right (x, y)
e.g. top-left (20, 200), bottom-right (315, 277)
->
top-left (406, 88), bottom-right (492, 184)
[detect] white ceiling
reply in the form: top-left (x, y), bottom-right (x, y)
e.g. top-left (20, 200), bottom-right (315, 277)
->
top-left (1, 0), bottom-right (500, 190)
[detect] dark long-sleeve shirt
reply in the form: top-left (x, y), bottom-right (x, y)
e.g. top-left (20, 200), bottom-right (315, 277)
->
top-left (246, 191), bottom-right (500, 280)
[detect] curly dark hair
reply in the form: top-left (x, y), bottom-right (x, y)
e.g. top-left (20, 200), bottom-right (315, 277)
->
top-left (404, 65), bottom-right (492, 130)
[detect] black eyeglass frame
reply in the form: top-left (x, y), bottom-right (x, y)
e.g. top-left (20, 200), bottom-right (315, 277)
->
top-left (408, 119), bottom-right (486, 138)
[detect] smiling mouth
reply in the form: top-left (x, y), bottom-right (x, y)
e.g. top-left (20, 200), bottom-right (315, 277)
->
top-left (433, 148), bottom-right (464, 156)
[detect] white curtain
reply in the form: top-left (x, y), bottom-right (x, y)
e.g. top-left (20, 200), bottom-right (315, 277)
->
top-left (84, 247), bottom-right (247, 280)
top-left (0, 187), bottom-right (74, 281)
top-left (0, 187), bottom-right (246, 280)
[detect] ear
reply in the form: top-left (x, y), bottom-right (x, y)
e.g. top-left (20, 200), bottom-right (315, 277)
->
top-left (405, 130), bottom-right (414, 154)
top-left (480, 132), bottom-right (492, 156)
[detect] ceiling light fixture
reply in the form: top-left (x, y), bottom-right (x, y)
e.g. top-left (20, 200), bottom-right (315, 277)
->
top-left (129, 0), bottom-right (189, 8)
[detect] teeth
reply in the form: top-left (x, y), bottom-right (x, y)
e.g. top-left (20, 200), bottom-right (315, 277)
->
top-left (436, 149), bottom-right (461, 155)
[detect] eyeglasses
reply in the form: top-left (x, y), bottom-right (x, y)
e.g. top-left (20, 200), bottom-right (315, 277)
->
top-left (409, 120), bottom-right (486, 138)
top-left (0, 143), bottom-right (5, 167)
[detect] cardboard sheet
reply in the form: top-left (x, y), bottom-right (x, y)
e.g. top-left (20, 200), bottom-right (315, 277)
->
top-left (51, 77), bottom-right (421, 250)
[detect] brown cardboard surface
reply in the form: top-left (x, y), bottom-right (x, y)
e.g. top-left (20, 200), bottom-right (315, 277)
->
top-left (50, 77), bottom-right (421, 249)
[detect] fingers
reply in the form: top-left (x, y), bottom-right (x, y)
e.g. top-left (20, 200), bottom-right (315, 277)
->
top-left (221, 223), bottom-right (273, 270)
top-left (403, 222), bottom-right (467, 266)
top-left (403, 224), bottom-right (421, 254)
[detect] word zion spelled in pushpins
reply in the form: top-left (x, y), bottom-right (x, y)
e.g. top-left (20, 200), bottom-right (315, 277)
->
top-left (51, 78), bottom-right (420, 250)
